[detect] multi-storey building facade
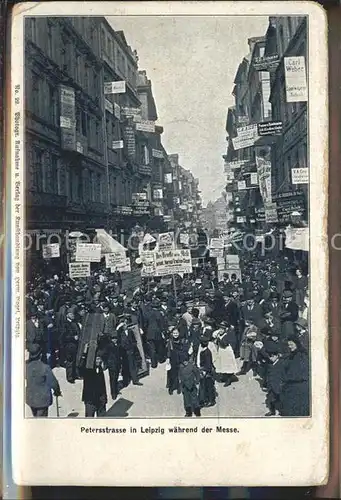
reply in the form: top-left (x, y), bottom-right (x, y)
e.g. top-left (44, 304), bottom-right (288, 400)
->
top-left (25, 16), bottom-right (201, 256)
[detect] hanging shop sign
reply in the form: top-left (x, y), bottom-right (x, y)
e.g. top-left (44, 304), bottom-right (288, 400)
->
top-left (69, 262), bottom-right (91, 279)
top-left (258, 121), bottom-right (283, 136)
top-left (121, 107), bottom-right (142, 118)
top-left (112, 140), bottom-right (124, 149)
top-left (136, 120), bottom-right (155, 133)
top-left (164, 173), bottom-right (173, 184)
top-left (284, 56), bottom-right (308, 102)
top-left (153, 188), bottom-right (163, 200)
top-left (104, 81), bottom-right (126, 94)
top-left (255, 146), bottom-right (272, 204)
top-left (265, 202), bottom-right (278, 223)
top-left (273, 191), bottom-right (306, 223)
top-left (105, 98), bottom-right (114, 114)
top-left (60, 116), bottom-right (72, 129)
top-left (152, 149), bottom-right (164, 159)
top-left (132, 192), bottom-right (148, 203)
top-left (114, 103), bottom-right (121, 120)
top-left (60, 85), bottom-right (76, 151)
top-left (291, 167), bottom-right (309, 184)
top-left (76, 142), bottom-right (84, 154)
top-left (42, 243), bottom-right (60, 259)
top-left (285, 227), bottom-right (309, 252)
top-left (123, 126), bottom-right (136, 157)
top-left (210, 248), bottom-right (224, 258)
top-left (238, 180), bottom-right (246, 191)
top-left (225, 160), bottom-right (250, 170)
top-left (237, 115), bottom-right (249, 126)
top-left (232, 124), bottom-right (259, 150)
top-left (253, 54), bottom-right (280, 71)
top-left (250, 172), bottom-right (259, 185)
top-left (236, 216), bottom-right (246, 223)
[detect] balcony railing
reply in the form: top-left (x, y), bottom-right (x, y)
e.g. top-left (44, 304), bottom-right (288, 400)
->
top-left (26, 190), bottom-right (67, 208)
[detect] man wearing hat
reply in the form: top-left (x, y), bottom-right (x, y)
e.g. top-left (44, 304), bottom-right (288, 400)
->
top-left (241, 293), bottom-right (263, 329)
top-left (79, 350), bottom-right (108, 417)
top-left (197, 334), bottom-right (216, 408)
top-left (26, 308), bottom-right (47, 363)
top-left (188, 316), bottom-right (203, 363)
top-left (61, 311), bottom-right (81, 384)
top-left (144, 300), bottom-right (167, 369)
top-left (26, 345), bottom-right (61, 417)
top-left (179, 351), bottom-right (201, 417)
top-left (279, 290), bottom-right (299, 339)
top-left (116, 315), bottom-right (143, 387)
top-left (294, 317), bottom-right (309, 351)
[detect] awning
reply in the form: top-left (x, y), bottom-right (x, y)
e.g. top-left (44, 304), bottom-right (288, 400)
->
top-left (94, 229), bottom-right (127, 255)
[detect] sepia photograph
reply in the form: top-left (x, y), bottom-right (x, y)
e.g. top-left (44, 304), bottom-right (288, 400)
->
top-left (23, 13), bottom-right (310, 420)
top-left (10, 1), bottom-right (328, 487)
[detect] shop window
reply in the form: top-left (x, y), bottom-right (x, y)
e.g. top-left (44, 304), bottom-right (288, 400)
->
top-left (33, 148), bottom-right (44, 192)
top-left (31, 71), bottom-right (41, 116)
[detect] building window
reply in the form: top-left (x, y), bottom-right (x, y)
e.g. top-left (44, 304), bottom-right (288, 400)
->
top-left (28, 18), bottom-right (37, 44)
top-left (89, 171), bottom-right (95, 201)
top-left (84, 63), bottom-right (89, 92)
top-left (93, 69), bottom-right (98, 95)
top-left (33, 148), bottom-right (44, 192)
top-left (31, 72), bottom-right (41, 116)
top-left (75, 52), bottom-right (81, 83)
top-left (47, 20), bottom-right (53, 59)
top-left (48, 83), bottom-right (58, 126)
top-left (95, 119), bottom-right (100, 150)
top-left (50, 154), bottom-right (59, 194)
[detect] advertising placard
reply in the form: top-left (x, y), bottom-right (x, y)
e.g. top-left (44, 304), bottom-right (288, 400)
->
top-left (291, 167), bottom-right (309, 184)
top-left (60, 116), bottom-right (72, 129)
top-left (210, 248), bottom-right (224, 258)
top-left (123, 126), bottom-right (136, 157)
top-left (258, 121), bottom-right (283, 136)
top-left (250, 172), bottom-right (258, 185)
top-left (105, 252), bottom-right (127, 269)
top-left (121, 107), bottom-right (142, 118)
top-left (253, 54), bottom-right (280, 71)
top-left (154, 249), bottom-right (192, 276)
top-left (75, 243), bottom-right (102, 262)
top-left (236, 216), bottom-right (246, 223)
top-left (238, 180), bottom-right (246, 191)
top-left (69, 262), bottom-right (91, 279)
top-left (265, 202), bottom-right (278, 223)
top-left (114, 103), bottom-right (121, 120)
top-left (60, 85), bottom-right (76, 151)
top-left (179, 233), bottom-right (190, 245)
top-left (153, 188), bottom-right (163, 200)
top-left (42, 243), bottom-right (60, 259)
top-left (105, 99), bottom-right (113, 114)
top-left (256, 146), bottom-right (272, 204)
top-left (104, 81), bottom-right (126, 94)
top-left (136, 120), bottom-right (155, 133)
top-left (285, 227), bottom-right (309, 252)
top-left (209, 238), bottom-right (224, 249)
top-left (158, 232), bottom-right (175, 250)
top-left (111, 258), bottom-right (131, 273)
top-left (112, 140), bottom-right (124, 149)
top-left (164, 173), bottom-right (173, 184)
top-left (284, 56), bottom-right (308, 102)
top-left (76, 142), bottom-right (84, 154)
top-left (152, 149), bottom-right (164, 159)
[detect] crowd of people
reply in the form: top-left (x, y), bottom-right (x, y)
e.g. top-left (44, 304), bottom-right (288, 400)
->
top-left (25, 251), bottom-right (310, 419)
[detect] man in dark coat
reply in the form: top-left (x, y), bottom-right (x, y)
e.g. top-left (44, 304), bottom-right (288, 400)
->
top-left (144, 301), bottom-right (167, 368)
top-left (97, 303), bottom-right (117, 356)
top-left (179, 351), bottom-right (201, 417)
top-left (265, 347), bottom-right (285, 416)
top-left (26, 308), bottom-right (47, 363)
top-left (61, 311), bottom-right (80, 383)
top-left (79, 350), bottom-right (108, 417)
top-left (26, 345), bottom-right (61, 417)
top-left (279, 290), bottom-right (299, 339)
top-left (198, 336), bottom-right (216, 408)
top-left (117, 315), bottom-right (143, 387)
top-left (241, 294), bottom-right (264, 329)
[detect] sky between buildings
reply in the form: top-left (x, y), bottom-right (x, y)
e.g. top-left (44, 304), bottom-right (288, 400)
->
top-left (108, 16), bottom-right (269, 206)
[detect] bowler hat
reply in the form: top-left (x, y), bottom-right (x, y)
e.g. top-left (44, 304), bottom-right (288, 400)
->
top-left (28, 344), bottom-right (42, 360)
top-left (295, 317), bottom-right (308, 329)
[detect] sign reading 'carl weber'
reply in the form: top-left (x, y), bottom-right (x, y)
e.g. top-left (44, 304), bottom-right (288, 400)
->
top-left (258, 121), bottom-right (283, 136)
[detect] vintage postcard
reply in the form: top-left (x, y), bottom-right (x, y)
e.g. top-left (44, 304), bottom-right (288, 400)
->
top-left (9, 0), bottom-right (328, 487)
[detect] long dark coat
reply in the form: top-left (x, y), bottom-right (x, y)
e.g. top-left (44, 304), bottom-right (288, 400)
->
top-left (179, 361), bottom-right (200, 410)
top-left (279, 302), bottom-right (299, 338)
top-left (280, 350), bottom-right (309, 416)
top-left (26, 359), bottom-right (60, 409)
top-left (80, 366), bottom-right (108, 406)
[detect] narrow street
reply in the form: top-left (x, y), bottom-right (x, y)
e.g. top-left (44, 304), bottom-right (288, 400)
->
top-left (25, 360), bottom-right (266, 419)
